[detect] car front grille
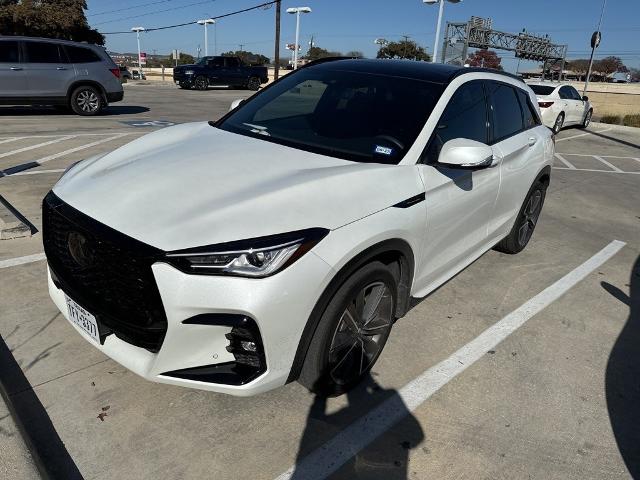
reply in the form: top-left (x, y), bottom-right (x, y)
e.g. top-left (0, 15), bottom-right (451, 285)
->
top-left (42, 192), bottom-right (167, 352)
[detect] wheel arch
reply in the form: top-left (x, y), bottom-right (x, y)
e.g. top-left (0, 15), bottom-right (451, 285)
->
top-left (537, 164), bottom-right (552, 187)
top-left (286, 238), bottom-right (415, 383)
top-left (67, 80), bottom-right (108, 105)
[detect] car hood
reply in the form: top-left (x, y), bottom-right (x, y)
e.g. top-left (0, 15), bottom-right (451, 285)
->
top-left (53, 122), bottom-right (423, 251)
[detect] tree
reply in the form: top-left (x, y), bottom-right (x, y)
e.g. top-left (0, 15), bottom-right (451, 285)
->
top-left (306, 46), bottom-right (342, 61)
top-left (376, 40), bottom-right (430, 61)
top-left (595, 56), bottom-right (627, 80)
top-left (0, 0), bottom-right (104, 45)
top-left (221, 50), bottom-right (269, 65)
top-left (466, 49), bottom-right (503, 70)
top-left (345, 50), bottom-right (364, 58)
top-left (568, 59), bottom-right (590, 81)
top-left (158, 53), bottom-right (195, 67)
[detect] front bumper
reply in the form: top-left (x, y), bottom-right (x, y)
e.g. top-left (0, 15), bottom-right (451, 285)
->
top-left (48, 249), bottom-right (333, 396)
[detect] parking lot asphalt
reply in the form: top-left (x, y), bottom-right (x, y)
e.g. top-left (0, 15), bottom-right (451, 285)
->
top-left (0, 85), bottom-right (639, 480)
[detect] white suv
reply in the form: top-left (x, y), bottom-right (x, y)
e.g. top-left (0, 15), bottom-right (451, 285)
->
top-left (43, 59), bottom-right (554, 396)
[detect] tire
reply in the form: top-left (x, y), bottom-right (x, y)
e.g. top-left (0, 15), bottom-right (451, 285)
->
top-left (70, 86), bottom-right (103, 116)
top-left (298, 261), bottom-right (397, 396)
top-left (247, 76), bottom-right (260, 91)
top-left (194, 75), bottom-right (208, 91)
top-left (579, 109), bottom-right (592, 129)
top-left (551, 112), bottom-right (564, 135)
top-left (494, 179), bottom-right (547, 254)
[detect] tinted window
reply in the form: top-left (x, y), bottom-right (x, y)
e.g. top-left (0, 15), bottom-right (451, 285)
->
top-left (529, 84), bottom-right (555, 96)
top-left (0, 41), bottom-right (19, 63)
top-left (24, 41), bottom-right (64, 63)
top-left (207, 57), bottom-right (224, 67)
top-left (225, 57), bottom-right (240, 68)
top-left (218, 68), bottom-right (444, 164)
top-left (65, 45), bottom-right (101, 63)
top-left (558, 86), bottom-right (573, 100)
top-left (568, 86), bottom-right (582, 100)
top-left (517, 89), bottom-right (540, 129)
top-left (424, 81), bottom-right (488, 163)
top-left (488, 82), bottom-right (524, 141)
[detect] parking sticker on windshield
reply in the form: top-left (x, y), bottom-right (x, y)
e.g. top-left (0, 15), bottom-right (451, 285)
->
top-left (374, 145), bottom-right (393, 155)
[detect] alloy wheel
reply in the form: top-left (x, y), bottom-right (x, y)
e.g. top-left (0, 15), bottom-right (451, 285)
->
top-left (195, 77), bottom-right (208, 90)
top-left (553, 114), bottom-right (564, 134)
top-left (518, 189), bottom-right (543, 247)
top-left (76, 90), bottom-right (100, 113)
top-left (584, 111), bottom-right (592, 127)
top-left (328, 281), bottom-right (394, 386)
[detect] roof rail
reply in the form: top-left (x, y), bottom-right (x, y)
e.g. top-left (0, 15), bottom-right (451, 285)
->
top-left (449, 67), bottom-right (524, 83)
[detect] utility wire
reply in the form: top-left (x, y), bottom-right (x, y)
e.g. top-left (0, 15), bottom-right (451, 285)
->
top-left (100, 0), bottom-right (279, 34)
top-left (88, 0), bottom-right (177, 17)
top-left (94, 0), bottom-right (218, 26)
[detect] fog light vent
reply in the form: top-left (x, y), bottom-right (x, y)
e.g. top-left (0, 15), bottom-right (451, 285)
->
top-left (225, 318), bottom-right (265, 370)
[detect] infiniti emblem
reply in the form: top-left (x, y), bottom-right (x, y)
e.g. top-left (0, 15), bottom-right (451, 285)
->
top-left (67, 232), bottom-right (93, 268)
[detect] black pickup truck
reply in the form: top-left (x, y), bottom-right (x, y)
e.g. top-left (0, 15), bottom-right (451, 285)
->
top-left (173, 56), bottom-right (269, 91)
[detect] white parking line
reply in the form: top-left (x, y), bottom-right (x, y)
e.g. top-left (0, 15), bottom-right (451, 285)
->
top-left (0, 253), bottom-right (46, 269)
top-left (554, 153), bottom-right (576, 169)
top-left (558, 153), bottom-right (639, 160)
top-left (0, 136), bottom-right (75, 159)
top-left (593, 155), bottom-right (623, 172)
top-left (0, 137), bottom-right (19, 145)
top-left (34, 133), bottom-right (132, 165)
top-left (0, 132), bottom-right (140, 140)
top-left (10, 169), bottom-right (65, 176)
top-left (552, 167), bottom-right (640, 175)
top-left (275, 240), bottom-right (626, 480)
top-left (555, 127), bottom-right (613, 142)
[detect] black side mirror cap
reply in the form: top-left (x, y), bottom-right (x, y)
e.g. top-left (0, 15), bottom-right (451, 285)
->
top-left (582, 95), bottom-right (589, 101)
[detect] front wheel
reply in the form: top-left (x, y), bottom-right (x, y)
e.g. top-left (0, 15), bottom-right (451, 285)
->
top-left (298, 262), bottom-right (397, 396)
top-left (551, 112), bottom-right (564, 135)
top-left (494, 179), bottom-right (547, 254)
top-left (247, 76), bottom-right (260, 91)
top-left (194, 75), bottom-right (208, 91)
top-left (580, 109), bottom-right (592, 129)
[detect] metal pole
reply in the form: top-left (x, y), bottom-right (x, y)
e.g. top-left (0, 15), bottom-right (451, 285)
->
top-left (584, 0), bottom-right (607, 95)
top-left (204, 23), bottom-right (208, 56)
top-left (214, 22), bottom-right (217, 55)
top-left (274, 0), bottom-right (281, 80)
top-left (136, 31), bottom-right (142, 76)
top-left (294, 10), bottom-right (300, 69)
top-left (432, 0), bottom-right (445, 63)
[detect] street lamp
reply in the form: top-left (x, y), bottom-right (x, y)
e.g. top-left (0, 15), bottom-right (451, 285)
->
top-left (197, 19), bottom-right (216, 57)
top-left (286, 6), bottom-right (311, 69)
top-left (423, 0), bottom-right (461, 63)
top-left (131, 27), bottom-right (145, 74)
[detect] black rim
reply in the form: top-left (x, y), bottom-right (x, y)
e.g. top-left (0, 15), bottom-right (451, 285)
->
top-left (328, 281), bottom-right (393, 386)
top-left (195, 77), bottom-right (207, 90)
top-left (517, 189), bottom-right (543, 247)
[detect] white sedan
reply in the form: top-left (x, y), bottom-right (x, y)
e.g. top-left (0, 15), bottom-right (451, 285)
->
top-left (527, 82), bottom-right (593, 134)
top-left (43, 60), bottom-right (554, 397)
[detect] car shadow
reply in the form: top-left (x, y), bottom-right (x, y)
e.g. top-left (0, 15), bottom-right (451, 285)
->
top-left (0, 105), bottom-right (149, 116)
top-left (290, 373), bottom-right (424, 479)
top-left (586, 129), bottom-right (640, 150)
top-left (603, 254), bottom-right (640, 478)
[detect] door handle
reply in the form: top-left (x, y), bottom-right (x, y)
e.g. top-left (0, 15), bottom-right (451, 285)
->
top-left (56, 66), bottom-right (67, 70)
top-left (528, 137), bottom-right (537, 147)
top-left (10, 66), bottom-right (22, 71)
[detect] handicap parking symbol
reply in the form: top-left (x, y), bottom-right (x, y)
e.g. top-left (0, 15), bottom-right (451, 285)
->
top-left (120, 120), bottom-right (176, 128)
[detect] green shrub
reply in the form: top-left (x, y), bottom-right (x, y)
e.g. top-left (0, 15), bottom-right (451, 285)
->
top-left (623, 114), bottom-right (640, 128)
top-left (600, 114), bottom-right (622, 125)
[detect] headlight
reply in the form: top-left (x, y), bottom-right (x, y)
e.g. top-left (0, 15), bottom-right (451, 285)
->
top-left (165, 228), bottom-right (329, 278)
top-left (184, 70), bottom-right (195, 75)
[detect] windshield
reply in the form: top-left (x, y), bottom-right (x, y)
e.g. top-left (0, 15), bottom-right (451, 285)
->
top-left (216, 67), bottom-right (444, 164)
top-left (529, 84), bottom-right (556, 96)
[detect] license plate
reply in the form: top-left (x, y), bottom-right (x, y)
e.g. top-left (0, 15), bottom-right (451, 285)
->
top-left (65, 294), bottom-right (100, 344)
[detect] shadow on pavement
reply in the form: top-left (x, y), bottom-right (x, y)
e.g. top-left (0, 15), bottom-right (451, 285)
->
top-left (0, 105), bottom-right (149, 116)
top-left (291, 373), bottom-right (424, 479)
top-left (587, 129), bottom-right (640, 150)
top-left (0, 335), bottom-right (83, 479)
top-left (603, 254), bottom-right (640, 478)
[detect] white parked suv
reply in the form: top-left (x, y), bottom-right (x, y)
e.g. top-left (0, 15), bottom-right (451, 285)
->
top-left (527, 82), bottom-right (593, 134)
top-left (43, 59), bottom-right (554, 396)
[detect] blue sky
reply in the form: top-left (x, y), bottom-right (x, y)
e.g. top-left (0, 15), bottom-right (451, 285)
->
top-left (86, 0), bottom-right (640, 72)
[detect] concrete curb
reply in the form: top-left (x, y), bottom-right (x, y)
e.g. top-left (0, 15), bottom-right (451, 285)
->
top-left (590, 121), bottom-right (640, 133)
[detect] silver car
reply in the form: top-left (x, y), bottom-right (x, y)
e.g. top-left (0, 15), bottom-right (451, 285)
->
top-left (0, 36), bottom-right (124, 116)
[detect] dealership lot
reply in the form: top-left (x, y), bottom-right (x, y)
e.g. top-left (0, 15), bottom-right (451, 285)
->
top-left (0, 85), bottom-right (639, 480)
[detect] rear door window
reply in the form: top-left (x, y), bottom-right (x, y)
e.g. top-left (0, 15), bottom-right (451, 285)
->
top-left (0, 41), bottom-right (20, 63)
top-left (558, 86), bottom-right (573, 100)
top-left (568, 86), bottom-right (582, 100)
top-left (24, 41), bottom-right (64, 63)
top-left (487, 82), bottom-right (525, 142)
top-left (65, 45), bottom-right (101, 63)
top-left (225, 57), bottom-right (240, 68)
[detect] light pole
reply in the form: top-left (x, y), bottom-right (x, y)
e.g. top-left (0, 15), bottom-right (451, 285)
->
top-left (423, 0), bottom-right (461, 63)
top-left (197, 19), bottom-right (215, 57)
top-left (584, 0), bottom-right (607, 96)
top-left (131, 27), bottom-right (145, 74)
top-left (286, 6), bottom-right (311, 69)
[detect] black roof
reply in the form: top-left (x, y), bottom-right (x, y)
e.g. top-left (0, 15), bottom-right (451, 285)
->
top-left (304, 58), bottom-right (523, 85)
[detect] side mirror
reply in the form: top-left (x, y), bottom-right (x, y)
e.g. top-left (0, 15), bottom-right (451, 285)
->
top-left (582, 95), bottom-right (589, 101)
top-left (438, 138), bottom-right (494, 169)
top-left (229, 98), bottom-right (244, 111)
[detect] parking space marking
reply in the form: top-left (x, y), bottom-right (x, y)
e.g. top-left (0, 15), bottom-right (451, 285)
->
top-left (593, 155), bottom-right (623, 172)
top-left (33, 133), bottom-right (132, 166)
top-left (0, 132), bottom-right (138, 140)
top-left (275, 240), bottom-right (626, 480)
top-left (0, 137), bottom-right (20, 145)
top-left (555, 127), bottom-right (613, 143)
top-left (554, 153), bottom-right (576, 169)
top-left (10, 169), bottom-right (65, 176)
top-left (0, 136), bottom-right (75, 159)
top-left (0, 253), bottom-right (46, 269)
top-left (553, 167), bottom-right (640, 175)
